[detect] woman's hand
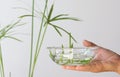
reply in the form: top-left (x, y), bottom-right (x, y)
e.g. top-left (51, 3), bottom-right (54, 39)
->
top-left (63, 40), bottom-right (120, 74)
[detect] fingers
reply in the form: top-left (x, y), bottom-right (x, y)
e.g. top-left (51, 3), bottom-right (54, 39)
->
top-left (83, 40), bottom-right (97, 47)
top-left (62, 66), bottom-right (77, 70)
top-left (62, 61), bottom-right (104, 73)
top-left (62, 65), bottom-right (91, 72)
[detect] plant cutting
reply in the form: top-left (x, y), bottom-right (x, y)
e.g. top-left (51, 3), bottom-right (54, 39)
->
top-left (48, 46), bottom-right (96, 66)
top-left (47, 34), bottom-right (97, 66)
top-left (0, 19), bottom-right (24, 77)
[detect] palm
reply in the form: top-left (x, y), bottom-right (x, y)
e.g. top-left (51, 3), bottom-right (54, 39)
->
top-left (94, 47), bottom-right (119, 62)
top-left (88, 47), bottom-right (120, 72)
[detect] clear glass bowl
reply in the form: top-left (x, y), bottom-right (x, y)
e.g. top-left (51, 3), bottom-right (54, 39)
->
top-left (47, 47), bottom-right (97, 66)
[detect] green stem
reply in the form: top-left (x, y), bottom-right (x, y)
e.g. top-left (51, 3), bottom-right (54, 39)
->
top-left (9, 72), bottom-right (11, 77)
top-left (34, 0), bottom-right (48, 63)
top-left (69, 33), bottom-right (71, 48)
top-left (31, 24), bottom-right (48, 77)
top-left (36, 24), bottom-right (48, 61)
top-left (28, 0), bottom-right (35, 77)
top-left (0, 43), bottom-right (5, 77)
top-left (29, 0), bottom-right (48, 77)
top-left (0, 67), bottom-right (2, 77)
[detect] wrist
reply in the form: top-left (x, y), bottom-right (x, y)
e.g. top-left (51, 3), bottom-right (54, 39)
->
top-left (116, 55), bottom-right (120, 74)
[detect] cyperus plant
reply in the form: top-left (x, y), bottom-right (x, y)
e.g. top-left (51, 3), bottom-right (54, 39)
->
top-left (20, 0), bottom-right (79, 77)
top-left (0, 19), bottom-right (24, 77)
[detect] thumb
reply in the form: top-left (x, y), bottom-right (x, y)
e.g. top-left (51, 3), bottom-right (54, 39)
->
top-left (83, 40), bottom-right (97, 47)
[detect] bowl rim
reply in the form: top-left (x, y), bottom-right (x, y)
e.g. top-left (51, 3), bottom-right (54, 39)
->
top-left (47, 46), bottom-right (98, 50)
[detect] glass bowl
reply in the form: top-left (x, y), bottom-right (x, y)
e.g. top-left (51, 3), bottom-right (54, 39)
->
top-left (47, 47), bottom-right (97, 66)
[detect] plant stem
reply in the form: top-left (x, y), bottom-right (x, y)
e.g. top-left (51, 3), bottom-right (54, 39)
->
top-left (34, 0), bottom-right (48, 64)
top-left (36, 24), bottom-right (48, 61)
top-left (69, 33), bottom-right (71, 48)
top-left (9, 72), bottom-right (11, 77)
top-left (31, 24), bottom-right (48, 77)
top-left (28, 0), bottom-right (35, 77)
top-left (0, 43), bottom-right (5, 77)
top-left (29, 0), bottom-right (48, 77)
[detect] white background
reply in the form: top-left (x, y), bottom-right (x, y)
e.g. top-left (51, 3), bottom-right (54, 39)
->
top-left (0, 0), bottom-right (120, 77)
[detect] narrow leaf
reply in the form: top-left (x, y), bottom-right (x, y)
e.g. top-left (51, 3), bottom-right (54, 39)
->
top-left (15, 23), bottom-right (27, 27)
top-left (50, 14), bottom-right (68, 21)
top-left (47, 4), bottom-right (54, 22)
top-left (19, 15), bottom-right (33, 18)
top-left (11, 19), bottom-right (21, 27)
top-left (49, 23), bottom-right (77, 42)
top-left (49, 23), bottom-right (69, 34)
top-left (6, 19), bottom-right (21, 32)
top-left (49, 50), bottom-right (54, 61)
top-left (70, 34), bottom-right (77, 43)
top-left (62, 44), bottom-right (64, 54)
top-left (50, 17), bottom-right (79, 22)
top-left (4, 36), bottom-right (22, 42)
top-left (52, 26), bottom-right (62, 36)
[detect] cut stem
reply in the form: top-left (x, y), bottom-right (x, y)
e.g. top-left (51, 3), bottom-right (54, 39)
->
top-left (0, 43), bottom-right (5, 77)
top-left (29, 0), bottom-right (49, 77)
top-left (28, 0), bottom-right (35, 77)
top-left (34, 0), bottom-right (48, 66)
top-left (31, 24), bottom-right (48, 77)
top-left (69, 33), bottom-right (72, 48)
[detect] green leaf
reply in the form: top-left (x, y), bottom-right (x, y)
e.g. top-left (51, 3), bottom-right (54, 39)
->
top-left (15, 23), bottom-right (27, 27)
top-left (19, 15), bottom-right (33, 18)
top-left (47, 4), bottom-right (54, 22)
top-left (50, 14), bottom-right (68, 21)
top-left (0, 29), bottom-right (6, 39)
top-left (49, 23), bottom-right (77, 43)
top-left (5, 19), bottom-right (21, 32)
top-left (4, 36), bottom-right (22, 42)
top-left (52, 26), bottom-right (62, 36)
top-left (0, 21), bottom-right (25, 41)
top-left (49, 50), bottom-right (54, 60)
top-left (49, 23), bottom-right (69, 33)
top-left (70, 35), bottom-right (77, 43)
top-left (62, 44), bottom-right (64, 54)
top-left (50, 17), bottom-right (79, 22)
top-left (11, 19), bottom-right (21, 26)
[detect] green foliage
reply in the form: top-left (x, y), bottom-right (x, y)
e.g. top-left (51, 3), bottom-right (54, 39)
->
top-left (0, 20), bottom-right (24, 41)
top-left (0, 19), bottom-right (24, 77)
top-left (20, 0), bottom-right (79, 77)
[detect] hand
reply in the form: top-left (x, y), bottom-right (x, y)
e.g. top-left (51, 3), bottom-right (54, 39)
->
top-left (63, 40), bottom-right (120, 74)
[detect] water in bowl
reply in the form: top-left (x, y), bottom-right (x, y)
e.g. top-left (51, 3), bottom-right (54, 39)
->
top-left (48, 47), bottom-right (97, 66)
